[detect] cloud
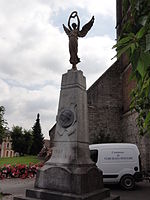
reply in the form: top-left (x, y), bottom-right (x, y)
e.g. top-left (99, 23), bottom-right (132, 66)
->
top-left (85, 0), bottom-right (116, 19)
top-left (39, 0), bottom-right (116, 20)
top-left (0, 81), bottom-right (59, 138)
top-left (0, 0), bottom-right (116, 139)
top-left (78, 35), bottom-right (116, 87)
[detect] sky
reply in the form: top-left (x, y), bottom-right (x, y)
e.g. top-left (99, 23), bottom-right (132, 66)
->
top-left (0, 0), bottom-right (116, 139)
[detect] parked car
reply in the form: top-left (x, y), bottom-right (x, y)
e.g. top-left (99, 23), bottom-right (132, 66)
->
top-left (89, 143), bottom-right (143, 190)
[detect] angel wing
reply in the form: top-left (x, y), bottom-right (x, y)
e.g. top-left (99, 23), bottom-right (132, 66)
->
top-left (63, 24), bottom-right (71, 36)
top-left (78, 16), bottom-right (94, 37)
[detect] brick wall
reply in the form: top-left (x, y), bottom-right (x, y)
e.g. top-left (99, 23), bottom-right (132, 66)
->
top-left (87, 61), bottom-right (123, 143)
top-left (121, 111), bottom-right (150, 171)
top-left (120, 50), bottom-right (150, 171)
top-left (122, 64), bottom-right (136, 113)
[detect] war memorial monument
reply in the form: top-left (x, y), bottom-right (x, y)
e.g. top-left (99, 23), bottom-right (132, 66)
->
top-left (14, 11), bottom-right (119, 200)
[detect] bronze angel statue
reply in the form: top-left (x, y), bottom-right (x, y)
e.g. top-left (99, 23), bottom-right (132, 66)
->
top-left (63, 11), bottom-right (95, 70)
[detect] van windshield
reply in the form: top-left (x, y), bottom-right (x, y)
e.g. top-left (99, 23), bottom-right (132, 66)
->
top-left (90, 149), bottom-right (98, 163)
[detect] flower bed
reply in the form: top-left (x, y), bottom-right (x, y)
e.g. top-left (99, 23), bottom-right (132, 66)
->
top-left (0, 163), bottom-right (43, 179)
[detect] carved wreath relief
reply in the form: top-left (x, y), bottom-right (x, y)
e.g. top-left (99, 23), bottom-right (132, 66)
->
top-left (59, 110), bottom-right (74, 128)
top-left (57, 104), bottom-right (77, 136)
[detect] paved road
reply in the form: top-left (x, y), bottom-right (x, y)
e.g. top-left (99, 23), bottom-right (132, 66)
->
top-left (0, 178), bottom-right (35, 200)
top-left (0, 178), bottom-right (35, 195)
top-left (0, 178), bottom-right (150, 200)
top-left (108, 181), bottom-right (150, 200)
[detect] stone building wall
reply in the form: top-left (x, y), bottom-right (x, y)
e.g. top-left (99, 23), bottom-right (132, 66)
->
top-left (111, 60), bottom-right (150, 171)
top-left (122, 64), bottom-right (136, 113)
top-left (121, 63), bottom-right (150, 171)
top-left (87, 61), bottom-right (123, 144)
top-left (87, 58), bottom-right (150, 171)
top-left (121, 110), bottom-right (150, 171)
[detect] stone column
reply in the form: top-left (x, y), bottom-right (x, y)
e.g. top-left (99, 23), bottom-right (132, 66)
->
top-left (34, 69), bottom-right (104, 196)
top-left (46, 69), bottom-right (92, 165)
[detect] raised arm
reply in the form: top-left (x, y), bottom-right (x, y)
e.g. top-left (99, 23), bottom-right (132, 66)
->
top-left (76, 13), bottom-right (80, 31)
top-left (68, 11), bottom-right (79, 31)
top-left (68, 15), bottom-right (72, 31)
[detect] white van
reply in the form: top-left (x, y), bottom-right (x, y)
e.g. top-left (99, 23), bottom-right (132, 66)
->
top-left (89, 143), bottom-right (143, 190)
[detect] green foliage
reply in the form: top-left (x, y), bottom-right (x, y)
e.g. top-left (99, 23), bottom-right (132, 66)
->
top-left (11, 126), bottom-right (25, 155)
top-left (0, 155), bottom-right (40, 167)
top-left (11, 126), bottom-right (33, 155)
top-left (0, 106), bottom-right (7, 143)
top-left (11, 114), bottom-right (44, 156)
top-left (113, 0), bottom-right (150, 135)
top-left (30, 114), bottom-right (44, 155)
top-left (23, 129), bottom-right (33, 154)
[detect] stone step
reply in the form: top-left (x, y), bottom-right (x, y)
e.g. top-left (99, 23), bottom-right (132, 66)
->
top-left (25, 187), bottom-right (111, 200)
top-left (13, 187), bottom-right (120, 200)
top-left (13, 196), bottom-right (42, 200)
top-left (14, 195), bottom-right (120, 200)
top-left (14, 194), bottom-right (120, 200)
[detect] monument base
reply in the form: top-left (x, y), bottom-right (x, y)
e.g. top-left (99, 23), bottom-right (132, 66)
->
top-left (14, 163), bottom-right (119, 200)
top-left (14, 187), bottom-right (120, 200)
top-left (34, 164), bottom-right (103, 194)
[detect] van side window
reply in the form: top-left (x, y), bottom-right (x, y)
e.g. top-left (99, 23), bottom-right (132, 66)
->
top-left (90, 150), bottom-right (98, 163)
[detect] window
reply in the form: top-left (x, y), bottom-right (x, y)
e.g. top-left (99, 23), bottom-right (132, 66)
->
top-left (6, 151), bottom-right (9, 157)
top-left (90, 149), bottom-right (98, 163)
top-left (7, 143), bottom-right (9, 148)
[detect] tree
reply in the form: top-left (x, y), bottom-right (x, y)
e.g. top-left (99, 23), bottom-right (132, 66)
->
top-left (0, 106), bottom-right (7, 143)
top-left (11, 126), bottom-right (25, 156)
top-left (11, 126), bottom-right (33, 155)
top-left (30, 114), bottom-right (44, 155)
top-left (23, 129), bottom-right (33, 155)
top-left (113, 0), bottom-right (150, 135)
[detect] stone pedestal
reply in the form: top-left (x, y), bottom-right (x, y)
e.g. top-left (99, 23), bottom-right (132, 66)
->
top-left (14, 69), bottom-right (119, 200)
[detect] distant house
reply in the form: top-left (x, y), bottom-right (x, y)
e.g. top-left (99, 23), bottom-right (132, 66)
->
top-left (0, 130), bottom-right (16, 158)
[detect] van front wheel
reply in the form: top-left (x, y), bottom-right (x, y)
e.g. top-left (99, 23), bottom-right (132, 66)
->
top-left (120, 175), bottom-right (135, 190)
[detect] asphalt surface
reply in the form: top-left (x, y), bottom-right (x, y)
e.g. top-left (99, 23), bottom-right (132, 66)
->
top-left (0, 178), bottom-right (150, 200)
top-left (0, 178), bottom-right (35, 200)
top-left (108, 181), bottom-right (150, 200)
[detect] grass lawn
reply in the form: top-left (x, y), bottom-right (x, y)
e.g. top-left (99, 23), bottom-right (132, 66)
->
top-left (0, 155), bottom-right (41, 167)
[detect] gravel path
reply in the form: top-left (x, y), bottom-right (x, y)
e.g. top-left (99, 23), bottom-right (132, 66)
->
top-left (0, 178), bottom-right (35, 200)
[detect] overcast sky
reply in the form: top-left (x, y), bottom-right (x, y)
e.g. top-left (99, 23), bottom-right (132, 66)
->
top-left (0, 0), bottom-right (116, 139)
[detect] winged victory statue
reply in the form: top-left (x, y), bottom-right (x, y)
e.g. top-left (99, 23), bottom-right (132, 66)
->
top-left (63, 11), bottom-right (95, 70)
